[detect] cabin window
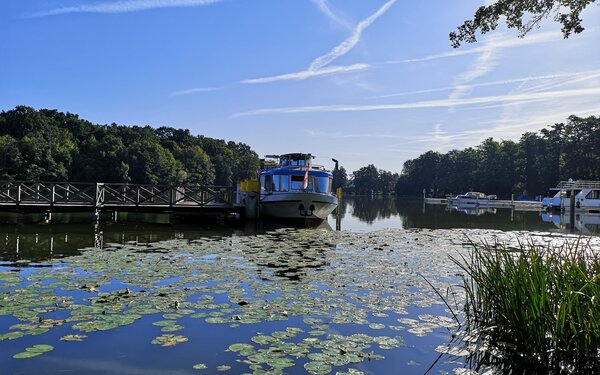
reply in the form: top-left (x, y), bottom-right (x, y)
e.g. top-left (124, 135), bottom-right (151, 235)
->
top-left (262, 175), bottom-right (272, 192)
top-left (271, 175), bottom-right (290, 192)
top-left (586, 190), bottom-right (600, 200)
top-left (315, 177), bottom-right (331, 193)
top-left (280, 175), bottom-right (290, 191)
top-left (290, 175), bottom-right (305, 191)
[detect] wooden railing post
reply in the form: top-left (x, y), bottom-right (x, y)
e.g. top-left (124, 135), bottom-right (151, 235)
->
top-left (95, 183), bottom-right (104, 208)
top-left (51, 184), bottom-right (55, 207)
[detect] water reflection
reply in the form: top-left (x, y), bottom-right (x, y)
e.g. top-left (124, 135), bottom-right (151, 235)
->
top-left (337, 196), bottom-right (570, 233)
top-left (1, 197), bottom-right (598, 263)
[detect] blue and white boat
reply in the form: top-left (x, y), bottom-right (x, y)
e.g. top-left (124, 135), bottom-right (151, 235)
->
top-left (259, 153), bottom-right (338, 221)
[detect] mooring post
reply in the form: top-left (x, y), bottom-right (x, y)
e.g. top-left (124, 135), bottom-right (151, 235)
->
top-left (569, 191), bottom-right (576, 232)
top-left (336, 187), bottom-right (343, 231)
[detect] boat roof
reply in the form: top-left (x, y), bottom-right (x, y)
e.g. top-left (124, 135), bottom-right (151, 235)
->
top-left (276, 153), bottom-right (315, 160)
top-left (553, 180), bottom-right (600, 190)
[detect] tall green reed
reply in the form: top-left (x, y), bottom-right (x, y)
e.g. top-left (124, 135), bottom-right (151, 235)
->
top-left (451, 238), bottom-right (600, 373)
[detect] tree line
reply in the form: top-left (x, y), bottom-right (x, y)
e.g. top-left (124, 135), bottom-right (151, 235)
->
top-left (395, 115), bottom-right (600, 198)
top-left (0, 106), bottom-right (260, 186)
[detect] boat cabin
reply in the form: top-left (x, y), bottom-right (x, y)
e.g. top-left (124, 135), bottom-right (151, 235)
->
top-left (259, 153), bottom-right (333, 195)
top-left (543, 180), bottom-right (600, 212)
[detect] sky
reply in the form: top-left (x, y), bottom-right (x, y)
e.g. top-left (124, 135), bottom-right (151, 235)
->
top-left (2, 0), bottom-right (600, 174)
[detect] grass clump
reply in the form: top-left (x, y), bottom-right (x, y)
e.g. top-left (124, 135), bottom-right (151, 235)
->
top-left (452, 238), bottom-right (600, 374)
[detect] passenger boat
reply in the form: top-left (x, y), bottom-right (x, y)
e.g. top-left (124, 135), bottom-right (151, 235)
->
top-left (259, 153), bottom-right (338, 221)
top-left (542, 180), bottom-right (600, 213)
top-left (447, 192), bottom-right (497, 206)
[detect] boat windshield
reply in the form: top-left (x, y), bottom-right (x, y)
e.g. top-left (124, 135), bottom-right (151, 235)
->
top-left (280, 159), bottom-right (307, 167)
top-left (261, 174), bottom-right (332, 193)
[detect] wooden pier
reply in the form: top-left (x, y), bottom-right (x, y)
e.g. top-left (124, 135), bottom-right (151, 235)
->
top-left (424, 197), bottom-right (542, 211)
top-left (0, 181), bottom-right (242, 215)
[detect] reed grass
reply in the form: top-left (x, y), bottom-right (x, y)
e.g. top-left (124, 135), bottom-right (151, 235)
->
top-left (452, 238), bottom-right (600, 373)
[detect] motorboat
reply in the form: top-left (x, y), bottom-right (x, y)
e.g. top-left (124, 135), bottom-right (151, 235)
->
top-left (447, 192), bottom-right (497, 206)
top-left (542, 180), bottom-right (600, 213)
top-left (258, 153), bottom-right (338, 221)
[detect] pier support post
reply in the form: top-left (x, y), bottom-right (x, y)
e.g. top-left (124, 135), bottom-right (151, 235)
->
top-left (336, 187), bottom-right (343, 231)
top-left (569, 192), bottom-right (576, 232)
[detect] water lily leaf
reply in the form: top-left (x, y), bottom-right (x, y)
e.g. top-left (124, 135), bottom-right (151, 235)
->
top-left (193, 363), bottom-right (207, 370)
top-left (216, 365), bottom-right (231, 371)
top-left (228, 343), bottom-right (254, 352)
top-left (13, 351), bottom-right (43, 359)
top-left (151, 334), bottom-right (188, 347)
top-left (60, 334), bottom-right (87, 341)
top-left (304, 361), bottom-right (332, 375)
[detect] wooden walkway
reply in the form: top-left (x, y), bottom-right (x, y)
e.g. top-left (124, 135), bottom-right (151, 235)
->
top-left (0, 181), bottom-right (242, 214)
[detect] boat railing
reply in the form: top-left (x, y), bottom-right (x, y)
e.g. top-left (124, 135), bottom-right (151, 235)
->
top-left (272, 164), bottom-right (327, 171)
top-left (556, 180), bottom-right (600, 190)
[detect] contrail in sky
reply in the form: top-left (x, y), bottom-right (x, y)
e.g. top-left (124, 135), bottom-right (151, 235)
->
top-left (309, 0), bottom-right (397, 71)
top-left (310, 0), bottom-right (352, 29)
top-left (241, 64), bottom-right (369, 84)
top-left (233, 87), bottom-right (600, 117)
top-left (33, 0), bottom-right (223, 17)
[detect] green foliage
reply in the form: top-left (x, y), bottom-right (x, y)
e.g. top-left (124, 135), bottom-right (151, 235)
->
top-left (452, 239), bottom-right (600, 372)
top-left (396, 115), bottom-right (600, 198)
top-left (332, 166), bottom-right (348, 191)
top-left (450, 0), bottom-right (596, 48)
top-left (351, 164), bottom-right (399, 195)
top-left (0, 106), bottom-right (259, 185)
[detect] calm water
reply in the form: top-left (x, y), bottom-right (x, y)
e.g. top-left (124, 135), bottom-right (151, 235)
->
top-left (0, 197), bottom-right (596, 375)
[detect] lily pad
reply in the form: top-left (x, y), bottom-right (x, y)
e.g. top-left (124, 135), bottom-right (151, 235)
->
top-left (151, 334), bottom-right (188, 347)
top-left (193, 363), bottom-right (208, 370)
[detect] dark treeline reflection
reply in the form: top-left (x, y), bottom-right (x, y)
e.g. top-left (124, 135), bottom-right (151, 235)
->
top-left (345, 196), bottom-right (557, 232)
top-left (0, 197), bottom-right (572, 263)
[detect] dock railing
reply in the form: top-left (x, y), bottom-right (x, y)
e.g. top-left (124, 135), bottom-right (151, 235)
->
top-left (555, 180), bottom-right (600, 190)
top-left (0, 181), bottom-right (235, 211)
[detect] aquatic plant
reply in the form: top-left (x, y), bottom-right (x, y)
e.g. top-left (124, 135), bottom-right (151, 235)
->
top-left (452, 238), bottom-right (600, 373)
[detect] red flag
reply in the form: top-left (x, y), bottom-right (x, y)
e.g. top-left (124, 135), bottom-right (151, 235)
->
top-left (302, 164), bottom-right (309, 190)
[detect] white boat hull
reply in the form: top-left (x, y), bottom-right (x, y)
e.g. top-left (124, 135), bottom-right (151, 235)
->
top-left (260, 192), bottom-right (338, 220)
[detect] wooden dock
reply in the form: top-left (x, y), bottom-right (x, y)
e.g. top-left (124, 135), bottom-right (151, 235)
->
top-left (0, 181), bottom-right (242, 215)
top-left (424, 197), bottom-right (541, 211)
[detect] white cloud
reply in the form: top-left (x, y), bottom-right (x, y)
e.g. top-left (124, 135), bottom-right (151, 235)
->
top-left (385, 31), bottom-right (563, 65)
top-left (448, 34), bottom-right (502, 102)
top-left (309, 0), bottom-right (397, 71)
top-left (231, 0), bottom-right (396, 86)
top-left (233, 87), bottom-right (600, 117)
top-left (170, 87), bottom-right (222, 97)
top-left (370, 70), bottom-right (600, 99)
top-left (241, 64), bottom-right (369, 84)
top-left (33, 0), bottom-right (222, 16)
top-left (310, 0), bottom-right (352, 30)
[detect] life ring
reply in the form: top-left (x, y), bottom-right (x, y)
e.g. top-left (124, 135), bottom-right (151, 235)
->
top-left (576, 201), bottom-right (581, 208)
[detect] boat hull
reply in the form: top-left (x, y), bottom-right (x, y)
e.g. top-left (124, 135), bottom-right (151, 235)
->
top-left (260, 192), bottom-right (338, 221)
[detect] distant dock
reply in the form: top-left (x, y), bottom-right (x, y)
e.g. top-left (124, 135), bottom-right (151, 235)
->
top-left (425, 197), bottom-right (542, 211)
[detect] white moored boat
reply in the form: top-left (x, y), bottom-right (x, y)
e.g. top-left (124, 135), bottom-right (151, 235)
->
top-left (542, 180), bottom-right (600, 213)
top-left (259, 153), bottom-right (338, 221)
top-left (447, 192), bottom-right (497, 206)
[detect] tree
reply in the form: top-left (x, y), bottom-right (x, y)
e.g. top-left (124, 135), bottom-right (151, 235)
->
top-left (450, 0), bottom-right (596, 48)
top-left (378, 170), bottom-right (399, 195)
top-left (0, 135), bottom-right (22, 179)
top-left (332, 166), bottom-right (348, 191)
top-left (352, 165), bottom-right (380, 195)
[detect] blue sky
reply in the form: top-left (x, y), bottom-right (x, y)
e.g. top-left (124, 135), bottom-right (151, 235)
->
top-left (2, 0), bottom-right (600, 174)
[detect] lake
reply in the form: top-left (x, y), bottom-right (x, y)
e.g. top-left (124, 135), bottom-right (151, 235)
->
top-left (0, 197), bottom-right (596, 374)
